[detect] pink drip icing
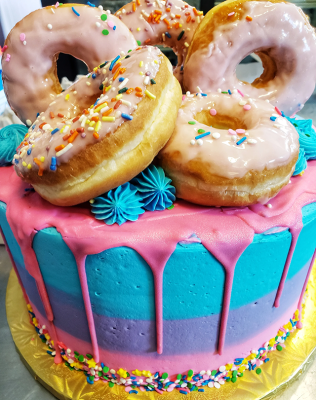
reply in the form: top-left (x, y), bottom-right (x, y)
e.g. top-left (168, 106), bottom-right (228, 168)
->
top-left (297, 248), bottom-right (316, 329)
top-left (1, 162), bottom-right (316, 358)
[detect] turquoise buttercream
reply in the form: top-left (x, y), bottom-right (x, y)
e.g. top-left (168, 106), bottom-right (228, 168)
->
top-left (132, 165), bottom-right (176, 211)
top-left (293, 148), bottom-right (307, 176)
top-left (91, 182), bottom-right (145, 226)
top-left (0, 124), bottom-right (28, 166)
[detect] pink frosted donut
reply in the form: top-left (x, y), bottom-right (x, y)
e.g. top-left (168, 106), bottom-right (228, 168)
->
top-left (1, 3), bottom-right (137, 126)
top-left (183, 0), bottom-right (316, 115)
top-left (115, 0), bottom-right (203, 83)
top-left (158, 91), bottom-right (299, 206)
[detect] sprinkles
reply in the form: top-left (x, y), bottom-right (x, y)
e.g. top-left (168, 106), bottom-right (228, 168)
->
top-left (236, 136), bottom-right (247, 145)
top-left (72, 6), bottom-right (80, 16)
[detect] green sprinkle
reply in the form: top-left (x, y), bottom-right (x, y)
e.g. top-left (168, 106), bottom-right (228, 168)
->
top-left (222, 91), bottom-right (228, 94)
top-left (98, 371), bottom-right (102, 377)
top-left (137, 40), bottom-right (141, 46)
top-left (187, 382), bottom-right (193, 388)
top-left (150, 79), bottom-right (156, 85)
top-left (78, 355), bottom-right (84, 362)
top-left (89, 375), bottom-right (95, 381)
top-left (128, 49), bottom-right (132, 53)
top-left (131, 385), bottom-right (136, 389)
top-left (198, 129), bottom-right (205, 133)
top-left (99, 61), bottom-right (108, 68)
top-left (58, 2), bottom-right (63, 5)
top-left (256, 368), bottom-right (262, 375)
top-left (226, 377), bottom-right (231, 382)
top-left (277, 344), bottom-right (283, 351)
top-left (177, 374), bottom-right (182, 380)
top-left (148, 384), bottom-right (155, 388)
top-left (102, 29), bottom-right (109, 35)
top-left (232, 370), bottom-right (237, 378)
top-left (103, 366), bottom-right (110, 373)
top-left (65, 362), bottom-right (69, 367)
top-left (193, 386), bottom-right (198, 391)
top-left (86, 353), bottom-right (93, 359)
top-left (239, 372), bottom-right (244, 377)
top-left (125, 55), bottom-right (131, 59)
top-left (188, 121), bottom-right (196, 125)
top-left (74, 351), bottom-right (79, 357)
top-left (211, 370), bottom-right (217, 376)
top-left (177, 30), bottom-right (185, 41)
top-left (101, 14), bottom-right (108, 21)
top-left (99, 84), bottom-right (103, 91)
top-left (167, 204), bottom-right (174, 210)
top-left (188, 369), bottom-right (194, 377)
top-left (162, 372), bottom-right (168, 379)
top-left (118, 87), bottom-right (128, 94)
top-left (179, 381), bottom-right (183, 385)
top-left (109, 382), bottom-right (114, 388)
top-left (232, 377), bottom-right (237, 383)
top-left (68, 366), bottom-right (74, 371)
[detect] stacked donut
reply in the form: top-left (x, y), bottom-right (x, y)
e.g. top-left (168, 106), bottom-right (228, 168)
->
top-left (2, 0), bottom-right (316, 207)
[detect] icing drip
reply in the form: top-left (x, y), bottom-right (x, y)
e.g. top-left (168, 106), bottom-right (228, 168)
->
top-left (1, 161), bottom-right (316, 357)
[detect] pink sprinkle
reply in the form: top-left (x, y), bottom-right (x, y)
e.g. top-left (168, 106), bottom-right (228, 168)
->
top-left (107, 21), bottom-right (115, 29)
top-left (203, 374), bottom-right (209, 380)
top-left (167, 387), bottom-right (174, 392)
top-left (5, 54), bottom-right (11, 62)
top-left (236, 129), bottom-right (245, 134)
top-left (139, 387), bottom-right (145, 392)
top-left (125, 386), bottom-right (132, 392)
top-left (182, 95), bottom-right (186, 101)
top-left (2, 45), bottom-right (8, 52)
top-left (55, 2), bottom-right (59, 7)
top-left (210, 108), bottom-right (217, 116)
top-left (243, 105), bottom-right (251, 111)
top-left (20, 33), bottom-right (26, 42)
top-left (275, 106), bottom-right (282, 115)
top-left (228, 12), bottom-right (235, 16)
top-left (237, 89), bottom-right (244, 97)
top-left (228, 129), bottom-right (236, 135)
top-left (155, 388), bottom-right (164, 394)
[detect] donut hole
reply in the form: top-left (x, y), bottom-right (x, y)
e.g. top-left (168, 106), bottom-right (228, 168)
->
top-left (194, 110), bottom-right (247, 131)
top-left (56, 53), bottom-right (88, 83)
top-left (236, 54), bottom-right (264, 85)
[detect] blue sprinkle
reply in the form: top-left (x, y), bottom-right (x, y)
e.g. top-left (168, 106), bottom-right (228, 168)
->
top-left (201, 93), bottom-right (207, 96)
top-left (198, 389), bottom-right (205, 392)
top-left (111, 374), bottom-right (116, 379)
top-left (122, 113), bottom-right (133, 121)
top-left (236, 136), bottom-right (247, 145)
top-left (281, 111), bottom-right (285, 117)
top-left (180, 65), bottom-right (183, 71)
top-left (258, 348), bottom-right (266, 353)
top-left (36, 112), bottom-right (40, 118)
top-left (86, 376), bottom-right (94, 384)
top-left (32, 125), bottom-right (36, 130)
top-left (235, 358), bottom-right (244, 361)
top-left (72, 6), bottom-right (80, 16)
top-left (14, 159), bottom-right (19, 164)
top-left (179, 390), bottom-right (188, 395)
top-left (264, 358), bottom-right (270, 363)
top-left (113, 26), bottom-right (116, 30)
top-left (131, 376), bottom-right (136, 379)
top-left (270, 116), bottom-right (277, 121)
top-left (92, 73), bottom-right (96, 79)
top-left (87, 1), bottom-right (95, 6)
top-left (47, 350), bottom-right (53, 356)
top-left (27, 148), bottom-right (32, 155)
top-left (51, 128), bottom-right (59, 135)
top-left (110, 55), bottom-right (120, 71)
top-left (154, 372), bottom-right (159, 378)
top-left (50, 165), bottom-right (57, 171)
top-left (165, 32), bottom-right (172, 38)
top-left (215, 371), bottom-right (222, 378)
top-left (129, 390), bottom-right (138, 394)
top-left (228, 89), bottom-right (232, 95)
top-left (101, 362), bottom-right (104, 368)
top-left (195, 132), bottom-right (210, 140)
top-left (51, 157), bottom-right (57, 165)
top-left (119, 77), bottom-right (125, 82)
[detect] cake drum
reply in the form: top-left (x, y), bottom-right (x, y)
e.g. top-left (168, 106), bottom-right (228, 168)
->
top-left (6, 264), bottom-right (316, 400)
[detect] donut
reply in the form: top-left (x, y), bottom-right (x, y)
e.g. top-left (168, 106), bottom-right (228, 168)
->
top-left (115, 0), bottom-right (203, 84)
top-left (158, 91), bottom-right (299, 206)
top-left (1, 3), bottom-right (137, 126)
top-left (183, 0), bottom-right (316, 115)
top-left (14, 46), bottom-right (182, 207)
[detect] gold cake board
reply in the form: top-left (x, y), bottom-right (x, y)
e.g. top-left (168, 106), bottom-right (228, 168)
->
top-left (5, 267), bottom-right (316, 400)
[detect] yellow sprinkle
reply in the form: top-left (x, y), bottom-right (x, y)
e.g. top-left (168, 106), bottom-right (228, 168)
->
top-left (145, 89), bottom-right (156, 99)
top-left (25, 134), bottom-right (29, 139)
top-left (139, 71), bottom-right (144, 75)
top-left (40, 156), bottom-right (45, 162)
top-left (117, 368), bottom-right (128, 378)
top-left (87, 359), bottom-right (96, 368)
top-left (226, 363), bottom-right (233, 370)
top-left (154, 60), bottom-right (158, 64)
top-left (27, 163), bottom-right (32, 169)
top-left (60, 126), bottom-right (65, 133)
top-left (86, 81), bottom-right (91, 86)
top-left (95, 121), bottom-right (102, 132)
top-left (184, 42), bottom-right (189, 47)
top-left (179, 24), bottom-right (182, 27)
top-left (86, 119), bottom-right (91, 125)
top-left (132, 369), bottom-right (143, 377)
top-left (137, 27), bottom-right (141, 31)
top-left (299, 170), bottom-right (305, 176)
top-left (116, 94), bottom-right (123, 100)
top-left (93, 67), bottom-right (98, 72)
top-left (89, 121), bottom-right (96, 127)
top-left (32, 144), bottom-right (35, 148)
top-left (102, 116), bottom-right (116, 122)
top-left (44, 333), bottom-right (50, 340)
top-left (238, 366), bottom-right (246, 372)
top-left (105, 85), bottom-right (112, 92)
top-left (65, 94), bottom-right (70, 101)
top-left (22, 161), bottom-right (27, 167)
top-left (139, 61), bottom-right (144, 67)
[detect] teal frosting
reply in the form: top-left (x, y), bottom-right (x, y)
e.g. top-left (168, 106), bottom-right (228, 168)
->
top-left (0, 124), bottom-right (28, 166)
top-left (132, 165), bottom-right (176, 211)
top-left (286, 116), bottom-right (316, 175)
top-left (90, 182), bottom-right (145, 226)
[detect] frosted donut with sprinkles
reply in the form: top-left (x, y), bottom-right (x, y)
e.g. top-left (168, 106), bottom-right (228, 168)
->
top-left (115, 0), bottom-right (203, 84)
top-left (158, 91), bottom-right (299, 206)
top-left (1, 3), bottom-right (137, 125)
top-left (14, 46), bottom-right (182, 206)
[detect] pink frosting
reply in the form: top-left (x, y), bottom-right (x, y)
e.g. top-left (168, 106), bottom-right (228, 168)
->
top-left (1, 5), bottom-right (137, 124)
top-left (14, 46), bottom-right (162, 175)
top-left (160, 92), bottom-right (299, 180)
top-left (1, 161), bottom-right (316, 364)
top-left (115, 0), bottom-right (203, 66)
top-left (183, 1), bottom-right (316, 115)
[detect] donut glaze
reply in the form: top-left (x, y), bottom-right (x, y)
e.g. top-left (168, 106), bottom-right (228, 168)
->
top-left (1, 4), bottom-right (137, 125)
top-left (115, 0), bottom-right (203, 77)
top-left (183, 0), bottom-right (316, 115)
top-left (14, 46), bottom-right (182, 206)
top-left (158, 92), bottom-right (299, 206)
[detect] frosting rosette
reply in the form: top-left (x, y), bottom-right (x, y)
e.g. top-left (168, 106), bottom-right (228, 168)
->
top-left (293, 148), bottom-right (307, 176)
top-left (90, 182), bottom-right (144, 226)
top-left (132, 165), bottom-right (176, 211)
top-left (0, 124), bottom-right (28, 166)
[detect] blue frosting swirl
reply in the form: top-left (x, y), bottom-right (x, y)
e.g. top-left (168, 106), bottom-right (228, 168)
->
top-left (0, 124), bottom-right (28, 166)
top-left (90, 182), bottom-right (145, 226)
top-left (132, 165), bottom-right (176, 211)
top-left (286, 116), bottom-right (316, 176)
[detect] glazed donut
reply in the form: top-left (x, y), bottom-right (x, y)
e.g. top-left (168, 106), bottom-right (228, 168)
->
top-left (14, 46), bottom-right (182, 207)
top-left (115, 0), bottom-right (203, 84)
top-left (183, 0), bottom-right (316, 115)
top-left (158, 92), bottom-right (299, 206)
top-left (1, 3), bottom-right (137, 125)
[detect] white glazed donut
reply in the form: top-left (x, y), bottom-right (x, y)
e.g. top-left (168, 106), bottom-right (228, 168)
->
top-left (1, 3), bottom-right (137, 125)
top-left (158, 91), bottom-right (299, 206)
top-left (183, 0), bottom-right (316, 115)
top-left (115, 0), bottom-right (203, 85)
